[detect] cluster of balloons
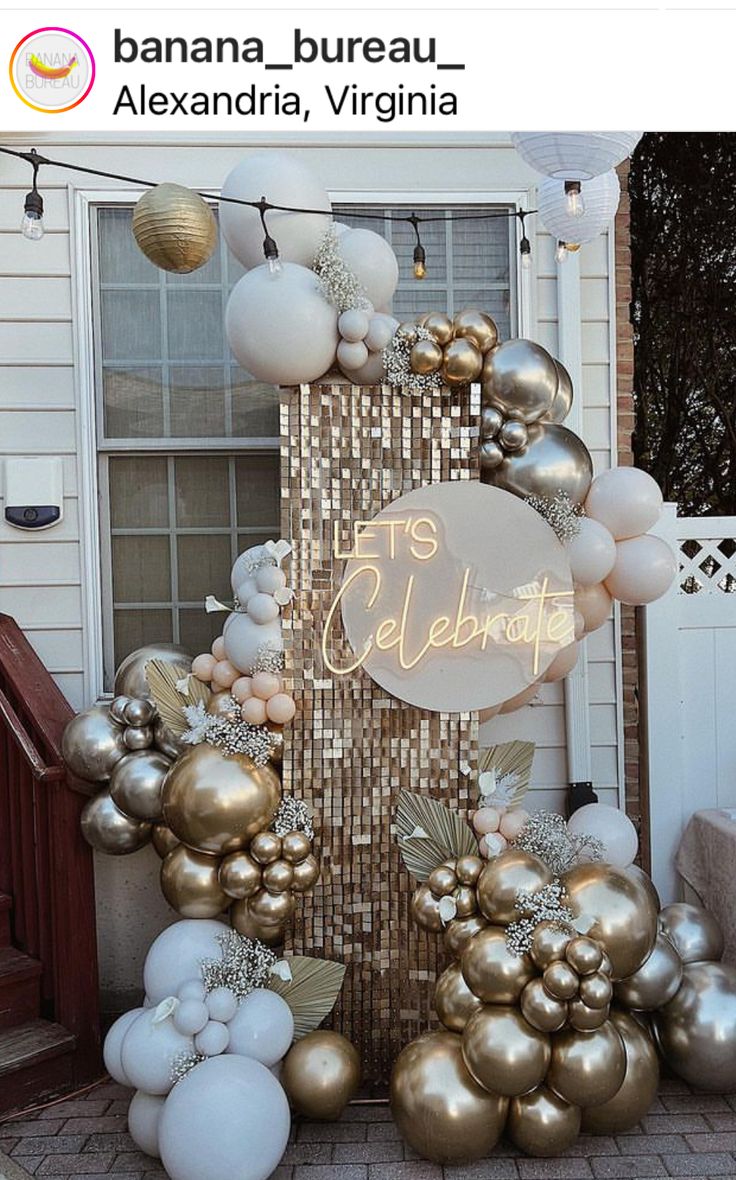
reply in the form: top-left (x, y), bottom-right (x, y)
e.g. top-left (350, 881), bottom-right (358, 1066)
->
top-left (335, 305), bottom-right (398, 384)
top-left (105, 919), bottom-right (359, 1180)
top-left (401, 309), bottom-right (499, 386)
top-left (392, 804), bottom-right (736, 1164)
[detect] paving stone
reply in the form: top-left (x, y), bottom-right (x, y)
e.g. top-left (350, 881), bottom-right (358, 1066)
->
top-left (1, 1138), bottom-right (19, 1153)
top-left (616, 1135), bottom-right (690, 1155)
top-left (109, 1153), bottom-right (159, 1171)
top-left (293, 1166), bottom-right (367, 1180)
top-left (1, 1121), bottom-right (65, 1137)
top-left (704, 1112), bottom-right (736, 1131)
top-left (517, 1161), bottom-right (593, 1179)
top-left (367, 1164), bottom-right (442, 1180)
top-left (82, 1136), bottom-right (136, 1154)
top-left (85, 1087), bottom-right (131, 1104)
top-left (366, 1121), bottom-right (402, 1141)
top-left (342, 1105), bottom-right (393, 1122)
top-left (298, 1121), bottom-right (367, 1142)
top-left (61, 1120), bottom-right (128, 1136)
top-left (590, 1158), bottom-right (667, 1178)
top-left (281, 1141), bottom-right (332, 1166)
top-left (564, 1137), bottom-right (618, 1157)
top-left (444, 1160), bottom-right (519, 1178)
top-left (38, 1104), bottom-right (110, 1121)
top-left (657, 1078), bottom-right (694, 1095)
top-left (270, 1170), bottom-right (294, 1180)
top-left (660, 1094), bottom-right (731, 1113)
top-left (640, 1115), bottom-right (708, 1134)
top-left (104, 1105), bottom-right (131, 1119)
top-left (12, 1139), bottom-right (88, 1158)
top-left (685, 1130), bottom-right (736, 1151)
top-left (661, 1152), bottom-right (736, 1175)
top-left (333, 1139), bottom-right (405, 1163)
top-left (15, 1158), bottom-right (46, 1175)
top-left (36, 1154), bottom-right (114, 1174)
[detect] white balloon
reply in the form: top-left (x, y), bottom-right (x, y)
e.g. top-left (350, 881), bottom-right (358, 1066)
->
top-left (338, 308), bottom-right (371, 342)
top-left (220, 151), bottom-right (331, 270)
top-left (159, 1055), bottom-right (290, 1180)
top-left (144, 919), bottom-right (227, 1003)
top-left (338, 346), bottom-right (388, 385)
top-left (585, 467), bottom-right (664, 540)
top-left (223, 613), bottom-right (283, 676)
top-left (195, 1020), bottom-right (230, 1056)
top-left (567, 518), bottom-right (617, 587)
top-left (337, 339), bottom-right (369, 371)
top-left (605, 535), bottom-right (677, 606)
top-left (178, 979), bottom-right (207, 1003)
top-left (173, 999), bottom-right (210, 1037)
top-left (246, 593), bottom-right (280, 625)
top-left (206, 987), bottom-right (238, 1024)
top-left (333, 221), bottom-right (350, 237)
top-left (574, 582), bottom-right (612, 635)
top-left (121, 1008), bottom-right (194, 1095)
top-left (567, 803), bottom-right (639, 868)
top-left (364, 312), bottom-right (399, 353)
top-left (337, 228), bottom-right (399, 308)
top-left (104, 1007), bottom-right (144, 1086)
top-left (230, 545), bottom-right (271, 600)
top-left (543, 641), bottom-right (579, 683)
top-left (226, 989), bottom-right (294, 1067)
top-left (128, 1090), bottom-right (165, 1158)
top-left (226, 263), bottom-right (338, 386)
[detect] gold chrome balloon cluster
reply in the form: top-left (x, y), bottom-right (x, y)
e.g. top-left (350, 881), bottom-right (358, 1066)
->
top-left (385, 309), bottom-right (499, 390)
top-left (391, 792), bottom-right (736, 1164)
top-left (221, 827), bottom-right (320, 949)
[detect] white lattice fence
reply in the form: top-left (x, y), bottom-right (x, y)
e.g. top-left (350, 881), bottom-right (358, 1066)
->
top-left (643, 506), bottom-right (736, 902)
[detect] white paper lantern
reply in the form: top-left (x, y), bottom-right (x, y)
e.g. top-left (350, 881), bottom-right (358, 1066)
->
top-left (128, 1090), bottom-right (165, 1157)
top-left (511, 132), bottom-right (642, 180)
top-left (537, 171), bottom-right (621, 246)
top-left (220, 151), bottom-right (331, 269)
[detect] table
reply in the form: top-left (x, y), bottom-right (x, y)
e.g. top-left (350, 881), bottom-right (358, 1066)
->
top-left (676, 808), bottom-right (736, 963)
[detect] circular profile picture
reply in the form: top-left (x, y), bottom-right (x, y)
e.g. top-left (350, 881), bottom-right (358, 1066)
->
top-left (9, 27), bottom-right (95, 113)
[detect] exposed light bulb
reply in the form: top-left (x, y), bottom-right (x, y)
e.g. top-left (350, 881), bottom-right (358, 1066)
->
top-left (413, 243), bottom-right (426, 280)
top-left (555, 241), bottom-right (569, 264)
top-left (21, 188), bottom-right (44, 241)
top-left (520, 235), bottom-right (532, 270)
top-left (267, 256), bottom-right (283, 278)
top-left (564, 181), bottom-right (585, 219)
top-left (414, 259), bottom-right (426, 280)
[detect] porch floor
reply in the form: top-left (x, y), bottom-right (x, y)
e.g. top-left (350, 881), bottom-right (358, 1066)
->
top-left (2, 1076), bottom-right (736, 1180)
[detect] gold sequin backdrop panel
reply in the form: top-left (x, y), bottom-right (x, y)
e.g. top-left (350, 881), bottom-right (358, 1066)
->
top-left (280, 382), bottom-right (480, 1084)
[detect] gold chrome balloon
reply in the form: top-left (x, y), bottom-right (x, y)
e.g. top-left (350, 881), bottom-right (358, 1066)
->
top-left (281, 831), bottom-right (312, 864)
top-left (230, 898), bottom-right (284, 946)
top-left (482, 423), bottom-right (593, 507)
top-left (508, 1086), bottom-right (581, 1157)
top-left (455, 855), bottom-right (484, 887)
top-left (543, 961), bottom-right (579, 1001)
top-left (162, 743), bottom-right (281, 856)
top-left (206, 691), bottom-right (240, 719)
top-left (113, 642), bottom-right (192, 699)
top-left (453, 310), bottom-right (498, 355)
top-left (218, 851), bottom-right (262, 899)
top-left (282, 1031), bottom-right (361, 1121)
top-left (543, 359), bottom-right (574, 425)
top-left (81, 789), bottom-right (152, 854)
top-left (481, 405), bottom-right (504, 439)
top-left (531, 922), bottom-right (572, 970)
top-left (411, 883), bottom-right (444, 932)
top-left (614, 933), bottom-right (682, 1011)
top-left (110, 749), bottom-right (171, 822)
top-left (152, 821), bottom-right (180, 859)
top-left (624, 863), bottom-right (661, 913)
top-left (562, 863), bottom-right (658, 980)
top-left (547, 1021), bottom-right (626, 1108)
top-left (582, 1010), bottom-right (659, 1133)
top-left (454, 886), bottom-right (478, 918)
top-left (442, 339), bottom-right (483, 387)
top-left (658, 902), bottom-right (724, 966)
top-left (262, 858), bottom-right (294, 892)
top-left (435, 962), bottom-right (485, 1032)
top-left (480, 439), bottom-right (505, 473)
top-left (461, 925), bottom-right (534, 1004)
top-left (160, 845), bottom-right (228, 918)
top-left (391, 1031), bottom-right (508, 1163)
top-left (578, 971), bottom-right (613, 1010)
top-left (444, 914), bottom-right (488, 959)
top-left (248, 886), bottom-right (295, 927)
top-left (568, 998), bottom-right (609, 1031)
top-left (462, 1006), bottom-right (550, 1097)
top-left (652, 961), bottom-right (736, 1091)
top-left (566, 937), bottom-right (603, 976)
top-left (477, 850), bottom-right (553, 925)
top-left (499, 419), bottom-right (529, 453)
top-left (250, 831), bottom-right (283, 864)
top-left (123, 724), bottom-right (154, 751)
top-left (520, 978), bottom-right (568, 1033)
top-left (132, 184), bottom-right (217, 274)
top-left (63, 706), bottom-right (128, 783)
top-left (410, 339), bottom-right (444, 376)
top-left (428, 865), bottom-right (457, 897)
top-left (482, 339), bottom-right (558, 424)
top-left (291, 854), bottom-right (320, 893)
top-left (423, 312), bottom-right (454, 347)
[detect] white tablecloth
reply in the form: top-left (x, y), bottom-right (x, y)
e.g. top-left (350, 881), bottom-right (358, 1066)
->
top-left (676, 808), bottom-right (736, 964)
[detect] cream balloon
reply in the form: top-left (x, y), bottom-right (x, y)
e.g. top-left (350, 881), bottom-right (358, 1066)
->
top-left (338, 345), bottom-right (388, 385)
top-left (220, 151), bottom-right (331, 269)
top-left (566, 803), bottom-right (638, 868)
top-left (574, 583), bottom-right (612, 635)
top-left (585, 467), bottom-right (663, 540)
top-left (336, 228), bottom-right (399, 308)
top-left (364, 312), bottom-right (399, 353)
top-left (566, 518), bottom-right (617, 587)
top-left (223, 612), bottom-right (283, 677)
top-left (605, 535), bottom-right (677, 606)
top-left (543, 641), bottom-right (579, 683)
top-left (226, 263), bottom-right (338, 385)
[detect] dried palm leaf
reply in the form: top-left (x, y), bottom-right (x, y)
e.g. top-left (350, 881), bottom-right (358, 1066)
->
top-left (396, 790), bottom-right (478, 881)
top-left (145, 658), bottom-right (211, 737)
top-left (478, 740), bottom-right (535, 808)
top-left (268, 956), bottom-right (346, 1039)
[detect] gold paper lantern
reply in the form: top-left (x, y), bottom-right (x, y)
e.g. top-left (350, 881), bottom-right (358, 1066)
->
top-left (132, 183), bottom-right (217, 274)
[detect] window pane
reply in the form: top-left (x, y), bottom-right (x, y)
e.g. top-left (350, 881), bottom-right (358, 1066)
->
top-left (103, 367), bottom-right (165, 438)
top-left (235, 455), bottom-right (281, 528)
top-left (167, 290), bottom-right (224, 362)
top-left (169, 366), bottom-right (227, 438)
top-left (179, 608), bottom-right (224, 656)
top-left (114, 609), bottom-right (173, 662)
top-left (101, 290), bottom-right (161, 362)
top-left (178, 534), bottom-right (232, 602)
top-left (99, 207), bottom-right (158, 285)
top-left (174, 456), bottom-right (230, 527)
top-left (109, 456), bottom-right (169, 528)
top-left (112, 535), bottom-right (171, 603)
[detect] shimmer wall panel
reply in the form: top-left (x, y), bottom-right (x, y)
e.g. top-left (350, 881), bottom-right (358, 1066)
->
top-left (280, 382), bottom-right (480, 1084)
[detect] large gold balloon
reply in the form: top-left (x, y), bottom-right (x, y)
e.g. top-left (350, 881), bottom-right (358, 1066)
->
top-left (562, 863), bottom-right (658, 981)
top-left (63, 706), bottom-right (127, 783)
top-left (461, 925), bottom-right (534, 1004)
top-left (581, 1010), bottom-right (659, 1133)
top-left (132, 184), bottom-right (217, 274)
top-left (423, 312), bottom-right (454, 346)
top-left (81, 789), bottom-right (151, 854)
top-left (652, 961), bottom-right (736, 1091)
top-left (152, 821), bottom-right (180, 859)
top-left (113, 642), bottom-right (192, 699)
top-left (435, 963), bottom-right (485, 1032)
top-left (441, 339), bottom-right (483, 387)
top-left (411, 883), bottom-right (444, 933)
top-left (410, 339), bottom-right (443, 376)
top-left (162, 743), bottom-right (281, 856)
top-left (542, 359), bottom-right (574, 425)
top-left (520, 978), bottom-right (568, 1032)
top-left (462, 1006), bottom-right (550, 1097)
top-left (282, 1031), bottom-right (361, 1121)
top-left (444, 914), bottom-right (488, 959)
top-left (482, 423), bottom-right (593, 507)
top-left (614, 933), bottom-right (683, 1011)
top-left (229, 898), bottom-right (284, 947)
top-left (218, 851), bottom-right (262, 899)
top-left (391, 1031), bottom-right (508, 1163)
top-left (477, 850), bottom-right (553, 925)
top-left (453, 310), bottom-right (498, 355)
top-left (508, 1086), bottom-right (581, 1157)
top-left (482, 338), bottom-right (558, 424)
top-left (658, 902), bottom-right (724, 965)
top-left (547, 1021), bottom-right (626, 1108)
top-left (160, 844), bottom-right (229, 918)
top-left (624, 863), bottom-right (661, 912)
top-left (110, 749), bottom-right (171, 821)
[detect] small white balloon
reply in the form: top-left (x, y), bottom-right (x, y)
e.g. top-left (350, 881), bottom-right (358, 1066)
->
top-left (567, 518), bottom-right (617, 587)
top-left (205, 986), bottom-right (238, 1024)
top-left (128, 1090), bottom-right (165, 1158)
top-left (226, 988), bottom-right (294, 1067)
top-left (567, 802), bottom-right (639, 868)
top-left (364, 312), bottom-right (399, 353)
top-left (230, 544), bottom-right (271, 600)
top-left (104, 1007), bottom-right (145, 1086)
top-left (159, 1055), bottom-right (290, 1180)
top-left (338, 308), bottom-right (371, 342)
top-left (246, 593), bottom-right (281, 625)
top-left (173, 999), bottom-right (209, 1037)
top-left (178, 979), bottom-right (207, 1003)
top-left (337, 228), bottom-right (400, 308)
top-left (143, 919), bottom-right (226, 1004)
top-left (194, 1020), bottom-right (230, 1057)
top-left (226, 263), bottom-right (338, 386)
top-left (605, 535), bottom-right (677, 605)
top-left (223, 613), bottom-right (283, 677)
top-left (585, 467), bottom-right (664, 540)
top-left (337, 339), bottom-right (369, 371)
top-left (338, 346), bottom-right (388, 385)
top-left (121, 1009), bottom-right (194, 1096)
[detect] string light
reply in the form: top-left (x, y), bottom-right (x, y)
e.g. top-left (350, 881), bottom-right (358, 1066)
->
top-left (20, 149), bottom-right (44, 241)
top-left (408, 212), bottom-right (427, 280)
top-left (564, 180), bottom-right (585, 219)
top-left (257, 196), bottom-right (282, 277)
top-left (555, 240), bottom-right (569, 264)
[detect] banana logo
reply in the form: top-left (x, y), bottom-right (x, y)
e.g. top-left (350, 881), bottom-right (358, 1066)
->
top-left (28, 52), bottom-right (78, 80)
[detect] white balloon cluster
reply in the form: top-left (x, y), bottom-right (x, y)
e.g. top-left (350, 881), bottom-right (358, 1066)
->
top-left (104, 920), bottom-right (295, 1180)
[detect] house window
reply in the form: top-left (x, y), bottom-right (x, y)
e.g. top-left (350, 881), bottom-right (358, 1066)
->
top-left (93, 200), bottom-right (514, 688)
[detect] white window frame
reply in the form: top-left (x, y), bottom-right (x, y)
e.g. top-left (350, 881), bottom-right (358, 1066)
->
top-left (71, 183), bottom-right (531, 703)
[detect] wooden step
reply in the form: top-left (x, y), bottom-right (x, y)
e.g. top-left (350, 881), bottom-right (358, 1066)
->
top-left (0, 947), bottom-right (42, 1030)
top-left (0, 893), bottom-right (11, 946)
top-left (0, 1019), bottom-right (76, 1115)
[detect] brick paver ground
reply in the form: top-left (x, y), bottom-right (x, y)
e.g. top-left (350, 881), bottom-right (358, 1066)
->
top-left (2, 1077), bottom-right (736, 1180)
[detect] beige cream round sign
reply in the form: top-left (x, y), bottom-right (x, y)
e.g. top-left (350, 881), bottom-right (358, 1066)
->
top-left (322, 482), bottom-right (574, 713)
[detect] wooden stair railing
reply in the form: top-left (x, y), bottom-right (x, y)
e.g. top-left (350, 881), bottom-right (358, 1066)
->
top-left (0, 613), bottom-right (101, 1097)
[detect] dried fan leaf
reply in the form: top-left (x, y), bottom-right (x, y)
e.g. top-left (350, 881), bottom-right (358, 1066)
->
top-left (268, 956), bottom-right (346, 1039)
top-left (396, 790), bottom-right (478, 881)
top-left (478, 741), bottom-right (535, 807)
top-left (146, 659), bottom-right (211, 737)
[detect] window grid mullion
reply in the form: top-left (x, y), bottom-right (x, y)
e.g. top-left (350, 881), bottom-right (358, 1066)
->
top-left (167, 455), bottom-right (180, 644)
